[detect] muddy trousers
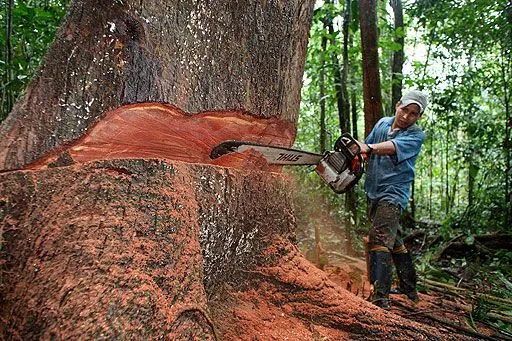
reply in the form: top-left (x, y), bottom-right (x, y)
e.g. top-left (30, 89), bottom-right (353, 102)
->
top-left (367, 200), bottom-right (418, 307)
top-left (392, 252), bottom-right (418, 300)
top-left (369, 251), bottom-right (392, 309)
top-left (369, 249), bottom-right (418, 307)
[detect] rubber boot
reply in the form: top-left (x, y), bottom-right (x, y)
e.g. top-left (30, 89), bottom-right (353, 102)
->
top-left (369, 251), bottom-right (392, 309)
top-left (392, 252), bottom-right (418, 302)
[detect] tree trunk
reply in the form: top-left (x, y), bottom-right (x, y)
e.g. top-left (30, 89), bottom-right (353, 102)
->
top-left (501, 30), bottom-right (512, 226)
top-left (319, 29), bottom-right (328, 153)
top-left (390, 0), bottom-right (404, 110)
top-left (359, 0), bottom-right (383, 135)
top-left (3, 0), bottom-right (14, 121)
top-left (429, 129), bottom-right (434, 219)
top-left (341, 0), bottom-right (357, 255)
top-left (316, 20), bottom-right (328, 268)
top-left (0, 0), bottom-right (311, 170)
top-left (349, 0), bottom-right (359, 140)
top-left (0, 0), bottom-right (470, 339)
top-left (351, 74), bottom-right (359, 140)
top-left (341, 0), bottom-right (352, 135)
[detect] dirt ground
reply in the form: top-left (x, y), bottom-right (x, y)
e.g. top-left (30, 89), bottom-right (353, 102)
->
top-left (320, 252), bottom-right (506, 340)
top-left (290, 180), bottom-right (509, 340)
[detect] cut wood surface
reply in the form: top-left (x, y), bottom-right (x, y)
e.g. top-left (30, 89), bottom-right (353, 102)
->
top-left (23, 103), bottom-right (295, 171)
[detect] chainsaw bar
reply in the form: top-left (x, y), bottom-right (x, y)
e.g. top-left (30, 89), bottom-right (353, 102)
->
top-left (210, 140), bottom-right (324, 165)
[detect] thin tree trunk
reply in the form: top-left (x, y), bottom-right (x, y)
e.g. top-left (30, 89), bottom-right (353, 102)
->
top-left (507, 2), bottom-right (512, 226)
top-left (341, 0), bottom-right (356, 255)
top-left (501, 17), bottom-right (512, 226)
top-left (466, 49), bottom-right (477, 210)
top-left (445, 127), bottom-right (450, 215)
top-left (327, 22), bottom-right (349, 134)
top-left (450, 164), bottom-right (461, 212)
top-left (350, 78), bottom-right (358, 140)
top-left (3, 0), bottom-right (14, 121)
top-left (389, 0), bottom-right (404, 110)
top-left (411, 180), bottom-right (416, 218)
top-left (359, 0), bottom-right (383, 135)
top-left (319, 32), bottom-right (328, 153)
top-left (316, 24), bottom-right (328, 266)
top-left (429, 129), bottom-right (434, 219)
top-left (340, 0), bottom-right (351, 133)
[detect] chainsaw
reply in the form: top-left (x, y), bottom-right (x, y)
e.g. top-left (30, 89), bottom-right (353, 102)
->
top-left (210, 133), bottom-right (365, 194)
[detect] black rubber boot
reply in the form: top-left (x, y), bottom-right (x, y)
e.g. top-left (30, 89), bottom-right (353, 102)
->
top-left (369, 251), bottom-right (392, 309)
top-left (392, 252), bottom-right (418, 302)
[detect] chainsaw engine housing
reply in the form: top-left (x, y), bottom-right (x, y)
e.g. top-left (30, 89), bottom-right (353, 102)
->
top-left (314, 133), bottom-right (364, 194)
top-left (315, 152), bottom-right (358, 194)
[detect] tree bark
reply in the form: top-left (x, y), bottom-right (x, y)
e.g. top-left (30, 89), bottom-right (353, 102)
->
top-left (341, 0), bottom-right (352, 134)
top-left (390, 0), bottom-right (404, 110)
top-left (327, 21), bottom-right (350, 134)
top-left (359, 0), bottom-right (383, 135)
top-left (3, 0), bottom-right (14, 121)
top-left (351, 73), bottom-right (359, 140)
top-left (319, 28), bottom-right (328, 153)
top-left (0, 159), bottom-right (296, 339)
top-left (0, 159), bottom-right (457, 339)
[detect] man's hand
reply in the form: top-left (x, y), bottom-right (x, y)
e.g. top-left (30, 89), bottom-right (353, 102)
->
top-left (356, 140), bottom-right (372, 154)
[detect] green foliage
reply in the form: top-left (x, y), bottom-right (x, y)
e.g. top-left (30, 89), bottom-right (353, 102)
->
top-left (299, 0), bottom-right (511, 268)
top-left (0, 0), bottom-right (70, 121)
top-left (409, 0), bottom-right (512, 234)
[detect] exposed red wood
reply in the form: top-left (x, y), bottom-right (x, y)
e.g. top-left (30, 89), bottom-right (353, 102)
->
top-left (25, 103), bottom-right (296, 171)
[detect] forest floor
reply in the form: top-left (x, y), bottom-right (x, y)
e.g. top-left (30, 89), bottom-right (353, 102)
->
top-left (293, 216), bottom-right (512, 339)
top-left (321, 254), bottom-right (508, 340)
top-left (290, 180), bottom-right (511, 339)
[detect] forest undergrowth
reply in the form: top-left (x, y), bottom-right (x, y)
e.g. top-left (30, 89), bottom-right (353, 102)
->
top-left (290, 170), bottom-right (512, 339)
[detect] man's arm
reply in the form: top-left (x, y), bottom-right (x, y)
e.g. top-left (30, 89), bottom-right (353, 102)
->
top-left (358, 140), bottom-right (396, 155)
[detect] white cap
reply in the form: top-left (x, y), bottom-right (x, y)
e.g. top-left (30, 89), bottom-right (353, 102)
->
top-left (401, 90), bottom-right (429, 114)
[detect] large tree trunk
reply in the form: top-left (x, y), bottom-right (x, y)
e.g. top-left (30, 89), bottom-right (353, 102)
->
top-left (0, 0), bottom-right (311, 170)
top-left (0, 160), bottom-right (457, 340)
top-left (0, 0), bottom-right (471, 339)
top-left (0, 159), bottom-right (296, 339)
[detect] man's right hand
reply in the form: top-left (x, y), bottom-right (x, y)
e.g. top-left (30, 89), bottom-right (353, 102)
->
top-left (356, 140), bottom-right (372, 154)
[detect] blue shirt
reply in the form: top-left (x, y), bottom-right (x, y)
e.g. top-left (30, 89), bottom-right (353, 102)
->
top-left (364, 117), bottom-right (425, 210)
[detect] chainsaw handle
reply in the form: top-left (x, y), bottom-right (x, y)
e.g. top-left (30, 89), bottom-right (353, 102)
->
top-left (334, 133), bottom-right (362, 160)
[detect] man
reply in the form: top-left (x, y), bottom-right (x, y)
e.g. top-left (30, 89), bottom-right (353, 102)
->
top-left (357, 90), bottom-right (428, 309)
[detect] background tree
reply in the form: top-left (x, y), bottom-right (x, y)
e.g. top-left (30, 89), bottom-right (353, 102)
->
top-left (359, 0), bottom-right (382, 135)
top-left (389, 0), bottom-right (404, 109)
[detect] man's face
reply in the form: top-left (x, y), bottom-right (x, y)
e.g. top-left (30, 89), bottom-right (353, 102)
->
top-left (394, 103), bottom-right (421, 129)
